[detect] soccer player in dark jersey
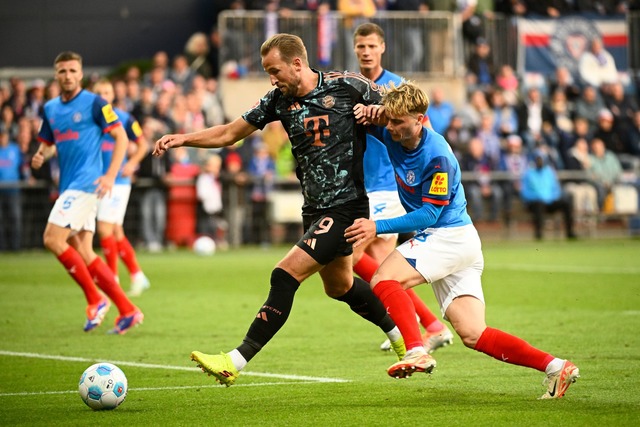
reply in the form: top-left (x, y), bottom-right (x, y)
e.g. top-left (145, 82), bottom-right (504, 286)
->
top-left (346, 82), bottom-right (579, 399)
top-left (33, 51), bottom-right (143, 334)
top-left (352, 22), bottom-right (454, 355)
top-left (153, 33), bottom-right (403, 386)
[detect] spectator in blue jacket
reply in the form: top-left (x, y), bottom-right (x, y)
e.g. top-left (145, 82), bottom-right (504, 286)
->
top-left (521, 150), bottom-right (576, 240)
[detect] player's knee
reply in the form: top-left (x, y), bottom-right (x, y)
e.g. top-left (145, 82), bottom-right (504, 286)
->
top-left (270, 267), bottom-right (300, 294)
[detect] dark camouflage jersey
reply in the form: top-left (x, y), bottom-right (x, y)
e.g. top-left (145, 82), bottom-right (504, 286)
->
top-left (242, 70), bottom-right (383, 212)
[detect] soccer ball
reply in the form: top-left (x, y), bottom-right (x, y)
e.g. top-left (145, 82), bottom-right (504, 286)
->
top-left (78, 363), bottom-right (128, 410)
top-left (193, 235), bottom-right (216, 256)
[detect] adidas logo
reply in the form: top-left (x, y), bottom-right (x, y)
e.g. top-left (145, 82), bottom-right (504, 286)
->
top-left (256, 312), bottom-right (268, 322)
top-left (303, 238), bottom-right (316, 250)
top-left (288, 102), bottom-right (302, 111)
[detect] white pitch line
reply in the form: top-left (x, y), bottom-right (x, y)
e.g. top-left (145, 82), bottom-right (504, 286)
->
top-left (488, 263), bottom-right (640, 275)
top-left (0, 382), bottom-right (325, 397)
top-left (0, 350), bottom-right (350, 384)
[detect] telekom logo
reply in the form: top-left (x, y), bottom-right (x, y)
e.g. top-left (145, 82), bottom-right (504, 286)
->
top-left (54, 129), bottom-right (80, 142)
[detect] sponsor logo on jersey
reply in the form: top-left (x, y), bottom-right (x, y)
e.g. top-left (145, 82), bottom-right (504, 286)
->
top-left (322, 95), bottom-right (335, 108)
top-left (101, 104), bottom-right (119, 123)
top-left (53, 129), bottom-right (80, 142)
top-left (429, 172), bottom-right (448, 195)
top-left (395, 174), bottom-right (415, 194)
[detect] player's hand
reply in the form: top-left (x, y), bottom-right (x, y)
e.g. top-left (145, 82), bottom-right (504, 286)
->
top-left (345, 218), bottom-right (376, 248)
top-left (94, 174), bottom-right (115, 199)
top-left (353, 104), bottom-right (384, 126)
top-left (31, 150), bottom-right (45, 170)
top-left (120, 160), bottom-right (137, 178)
top-left (153, 134), bottom-right (185, 157)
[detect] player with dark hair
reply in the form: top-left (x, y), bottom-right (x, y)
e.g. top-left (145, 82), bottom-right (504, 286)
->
top-left (352, 22), bottom-right (453, 355)
top-left (33, 51), bottom-right (143, 334)
top-left (92, 79), bottom-right (151, 296)
top-left (347, 81), bottom-right (579, 399)
top-left (154, 33), bottom-right (404, 386)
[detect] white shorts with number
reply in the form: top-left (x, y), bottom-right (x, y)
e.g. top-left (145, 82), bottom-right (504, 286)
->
top-left (97, 184), bottom-right (132, 225)
top-left (369, 190), bottom-right (407, 240)
top-left (396, 224), bottom-right (485, 320)
top-left (48, 190), bottom-right (98, 233)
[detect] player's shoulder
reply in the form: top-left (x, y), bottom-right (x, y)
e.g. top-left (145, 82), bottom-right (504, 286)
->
top-left (376, 69), bottom-right (403, 87)
top-left (323, 70), bottom-right (375, 87)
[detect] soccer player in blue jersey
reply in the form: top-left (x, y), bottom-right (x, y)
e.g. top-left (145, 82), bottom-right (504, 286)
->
top-left (346, 82), bottom-right (579, 399)
top-left (154, 33), bottom-right (404, 386)
top-left (92, 79), bottom-right (151, 297)
top-left (32, 51), bottom-right (143, 334)
top-left (352, 23), bottom-right (453, 354)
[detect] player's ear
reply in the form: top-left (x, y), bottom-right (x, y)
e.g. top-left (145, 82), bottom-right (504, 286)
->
top-left (380, 42), bottom-right (386, 55)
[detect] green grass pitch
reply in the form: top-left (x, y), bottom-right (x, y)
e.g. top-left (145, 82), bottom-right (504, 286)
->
top-left (1, 238), bottom-right (639, 426)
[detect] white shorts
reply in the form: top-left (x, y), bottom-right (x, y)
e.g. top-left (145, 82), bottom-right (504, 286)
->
top-left (396, 224), bottom-right (485, 320)
top-left (369, 190), bottom-right (406, 240)
top-left (97, 184), bottom-right (132, 225)
top-left (48, 190), bottom-right (98, 233)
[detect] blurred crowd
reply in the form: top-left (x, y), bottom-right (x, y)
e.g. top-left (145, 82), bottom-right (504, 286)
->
top-left (2, 2), bottom-right (640, 251)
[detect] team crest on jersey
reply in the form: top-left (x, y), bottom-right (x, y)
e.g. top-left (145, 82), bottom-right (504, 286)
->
top-left (73, 112), bottom-right (82, 123)
top-left (406, 170), bottom-right (416, 185)
top-left (322, 95), bottom-right (335, 108)
top-left (429, 172), bottom-right (448, 195)
top-left (101, 104), bottom-right (118, 123)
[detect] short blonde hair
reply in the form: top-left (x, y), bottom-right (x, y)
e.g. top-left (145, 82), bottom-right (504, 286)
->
top-left (260, 33), bottom-right (308, 66)
top-left (383, 81), bottom-right (430, 117)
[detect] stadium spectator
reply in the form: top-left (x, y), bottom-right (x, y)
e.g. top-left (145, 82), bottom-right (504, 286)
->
top-left (628, 110), bottom-right (640, 155)
top-left (563, 137), bottom-right (599, 219)
top-left (352, 22), bottom-right (452, 354)
top-left (593, 108), bottom-right (627, 155)
top-left (427, 87), bottom-right (455, 135)
top-left (520, 150), bottom-right (576, 240)
top-left (444, 114), bottom-right (474, 160)
top-left (154, 33), bottom-right (404, 386)
top-left (0, 102), bottom-right (19, 141)
top-left (0, 125), bottom-right (23, 251)
top-left (25, 79), bottom-right (47, 119)
top-left (466, 37), bottom-right (494, 89)
top-left (475, 112), bottom-right (502, 166)
top-left (549, 89), bottom-right (575, 138)
top-left (605, 81), bottom-right (639, 147)
top-left (346, 81), bottom-right (579, 399)
top-left (524, 0), bottom-right (571, 17)
top-left (499, 134), bottom-right (529, 226)
top-left (184, 32), bottom-right (213, 79)
top-left (196, 153), bottom-right (228, 249)
top-left (386, 0), bottom-right (429, 73)
top-left (548, 66), bottom-right (581, 103)
top-left (131, 86), bottom-right (156, 123)
top-left (495, 64), bottom-right (519, 100)
top-left (574, 85), bottom-right (606, 132)
top-left (578, 38), bottom-right (618, 89)
top-left (143, 51), bottom-right (170, 88)
top-left (458, 88), bottom-right (491, 131)
top-left (92, 79), bottom-right (151, 297)
top-left (32, 51), bottom-right (143, 334)
top-left (490, 89), bottom-right (519, 138)
top-left (169, 54), bottom-right (196, 93)
top-left (517, 87), bottom-right (555, 151)
top-left (247, 140), bottom-right (276, 246)
top-left (588, 137), bottom-right (624, 210)
top-left (460, 136), bottom-right (504, 222)
top-left (137, 117), bottom-right (172, 252)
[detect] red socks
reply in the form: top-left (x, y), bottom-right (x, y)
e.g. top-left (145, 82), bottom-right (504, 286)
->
top-left (88, 257), bottom-right (136, 315)
top-left (57, 247), bottom-right (102, 305)
top-left (100, 236), bottom-right (118, 275)
top-left (474, 327), bottom-right (554, 372)
top-left (117, 237), bottom-right (141, 275)
top-left (373, 280), bottom-right (423, 350)
top-left (405, 288), bottom-right (443, 331)
top-left (353, 252), bottom-right (378, 283)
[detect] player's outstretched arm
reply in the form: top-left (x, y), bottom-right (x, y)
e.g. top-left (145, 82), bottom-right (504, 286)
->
top-left (153, 117), bottom-right (257, 157)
